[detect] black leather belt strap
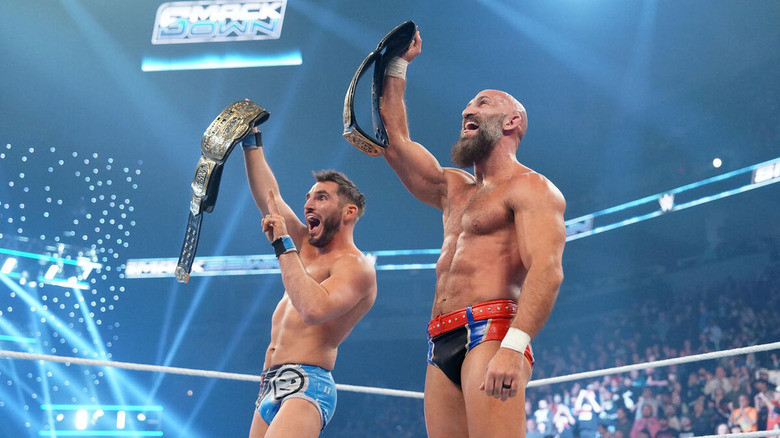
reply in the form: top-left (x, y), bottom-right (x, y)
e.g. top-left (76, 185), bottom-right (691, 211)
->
top-left (342, 21), bottom-right (416, 156)
top-left (176, 210), bottom-right (203, 281)
top-left (175, 100), bottom-right (270, 283)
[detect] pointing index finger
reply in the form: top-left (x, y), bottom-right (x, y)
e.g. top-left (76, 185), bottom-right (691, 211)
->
top-left (266, 190), bottom-right (281, 216)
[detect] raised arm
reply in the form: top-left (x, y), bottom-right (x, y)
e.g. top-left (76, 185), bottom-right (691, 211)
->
top-left (379, 32), bottom-right (449, 210)
top-left (262, 192), bottom-right (376, 325)
top-left (242, 129), bottom-right (307, 245)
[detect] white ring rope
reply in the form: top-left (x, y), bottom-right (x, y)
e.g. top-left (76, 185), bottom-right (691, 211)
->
top-left (526, 341), bottom-right (780, 388)
top-left (0, 349), bottom-right (263, 381)
top-left (1, 341), bottom-right (778, 400)
top-left (695, 432), bottom-right (780, 438)
top-left (0, 349), bottom-right (424, 399)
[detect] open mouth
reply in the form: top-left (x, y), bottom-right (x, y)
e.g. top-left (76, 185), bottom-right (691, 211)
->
top-left (463, 120), bottom-right (479, 134)
top-left (306, 215), bottom-right (321, 233)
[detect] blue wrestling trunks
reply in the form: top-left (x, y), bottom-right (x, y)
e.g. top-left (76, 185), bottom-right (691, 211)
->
top-left (255, 364), bottom-right (337, 430)
top-left (427, 299), bottom-right (534, 386)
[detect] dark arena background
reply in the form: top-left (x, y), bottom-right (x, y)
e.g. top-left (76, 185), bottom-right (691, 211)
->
top-left (1, 1), bottom-right (779, 437)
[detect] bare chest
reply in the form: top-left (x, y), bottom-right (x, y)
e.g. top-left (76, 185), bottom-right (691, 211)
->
top-left (299, 253), bottom-right (333, 283)
top-left (273, 255), bottom-right (332, 320)
top-left (447, 185), bottom-right (513, 236)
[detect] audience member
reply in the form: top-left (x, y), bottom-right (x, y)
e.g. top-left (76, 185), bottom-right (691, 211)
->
top-left (730, 393), bottom-right (758, 432)
top-left (655, 415), bottom-right (679, 438)
top-left (690, 399), bottom-right (716, 436)
top-left (762, 386), bottom-right (780, 430)
top-left (678, 416), bottom-right (694, 438)
top-left (662, 404), bottom-right (682, 431)
top-left (630, 404), bottom-right (660, 438)
top-left (534, 399), bottom-right (554, 434)
top-left (526, 418), bottom-right (545, 438)
top-left (703, 366), bottom-right (732, 396)
top-left (574, 387), bottom-right (602, 438)
top-left (553, 394), bottom-right (576, 438)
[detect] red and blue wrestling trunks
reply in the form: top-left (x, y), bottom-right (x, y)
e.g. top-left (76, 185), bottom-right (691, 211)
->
top-left (427, 299), bottom-right (534, 386)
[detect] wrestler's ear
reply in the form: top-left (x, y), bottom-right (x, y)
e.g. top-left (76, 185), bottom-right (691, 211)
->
top-left (504, 113), bottom-right (523, 131)
top-left (342, 204), bottom-right (359, 222)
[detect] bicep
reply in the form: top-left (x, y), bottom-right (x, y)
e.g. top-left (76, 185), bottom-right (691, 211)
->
top-left (384, 138), bottom-right (449, 209)
top-left (514, 182), bottom-right (566, 268)
top-left (379, 78), bottom-right (449, 209)
top-left (317, 256), bottom-right (374, 318)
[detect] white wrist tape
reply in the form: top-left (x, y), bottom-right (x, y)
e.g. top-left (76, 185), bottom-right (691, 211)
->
top-left (385, 56), bottom-right (409, 80)
top-left (500, 327), bottom-right (531, 353)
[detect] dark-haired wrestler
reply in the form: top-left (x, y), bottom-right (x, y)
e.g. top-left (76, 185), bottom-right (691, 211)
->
top-left (378, 32), bottom-right (566, 437)
top-left (241, 128), bottom-right (377, 438)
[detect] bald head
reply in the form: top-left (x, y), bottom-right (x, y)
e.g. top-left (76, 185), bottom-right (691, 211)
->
top-left (475, 89), bottom-right (527, 141)
top-left (453, 89), bottom-right (530, 167)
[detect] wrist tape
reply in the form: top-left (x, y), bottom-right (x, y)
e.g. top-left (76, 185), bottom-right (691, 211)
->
top-left (385, 57), bottom-right (409, 80)
top-left (500, 327), bottom-right (531, 354)
top-left (242, 132), bottom-right (263, 149)
top-left (272, 235), bottom-right (296, 257)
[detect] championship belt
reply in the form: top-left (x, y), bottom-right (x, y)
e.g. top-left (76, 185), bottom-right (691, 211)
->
top-left (175, 100), bottom-right (270, 283)
top-left (342, 21), bottom-right (416, 156)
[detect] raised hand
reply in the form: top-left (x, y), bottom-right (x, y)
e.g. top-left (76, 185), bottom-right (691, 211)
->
top-left (262, 189), bottom-right (289, 242)
top-left (401, 31), bottom-right (422, 63)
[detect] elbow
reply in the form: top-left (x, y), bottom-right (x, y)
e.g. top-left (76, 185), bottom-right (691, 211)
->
top-left (299, 314), bottom-right (321, 326)
top-left (553, 267), bottom-right (564, 289)
top-left (543, 262), bottom-right (564, 290)
top-left (299, 307), bottom-right (328, 326)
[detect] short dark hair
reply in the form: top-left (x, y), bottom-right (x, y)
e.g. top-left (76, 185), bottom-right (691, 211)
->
top-left (313, 169), bottom-right (366, 217)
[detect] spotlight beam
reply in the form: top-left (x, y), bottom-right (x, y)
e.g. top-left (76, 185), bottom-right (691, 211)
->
top-left (125, 156), bottom-right (780, 275)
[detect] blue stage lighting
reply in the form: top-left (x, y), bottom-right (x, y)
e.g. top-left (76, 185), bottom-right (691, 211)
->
top-left (1, 257), bottom-right (16, 274)
top-left (0, 334), bottom-right (36, 344)
top-left (39, 404), bottom-right (163, 436)
top-left (141, 50), bottom-right (303, 72)
top-left (125, 157), bottom-right (780, 275)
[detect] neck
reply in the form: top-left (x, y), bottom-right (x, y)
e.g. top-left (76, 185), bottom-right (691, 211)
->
top-left (314, 226), bottom-right (355, 255)
top-left (473, 138), bottom-right (520, 183)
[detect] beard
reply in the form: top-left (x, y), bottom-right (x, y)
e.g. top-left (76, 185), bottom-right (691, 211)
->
top-left (308, 212), bottom-right (342, 247)
top-left (450, 115), bottom-right (503, 168)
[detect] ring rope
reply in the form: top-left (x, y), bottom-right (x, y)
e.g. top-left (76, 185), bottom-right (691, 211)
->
top-left (0, 349), bottom-right (262, 381)
top-left (1, 341), bottom-right (778, 400)
top-left (526, 341), bottom-right (780, 388)
top-left (0, 349), bottom-right (424, 399)
top-left (695, 431), bottom-right (780, 438)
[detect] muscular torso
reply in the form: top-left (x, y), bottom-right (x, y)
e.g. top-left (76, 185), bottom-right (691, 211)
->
top-left (264, 248), bottom-right (373, 371)
top-left (432, 167), bottom-right (532, 317)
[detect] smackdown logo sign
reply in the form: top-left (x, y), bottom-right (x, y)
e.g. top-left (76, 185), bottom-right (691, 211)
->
top-left (152, 0), bottom-right (287, 44)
